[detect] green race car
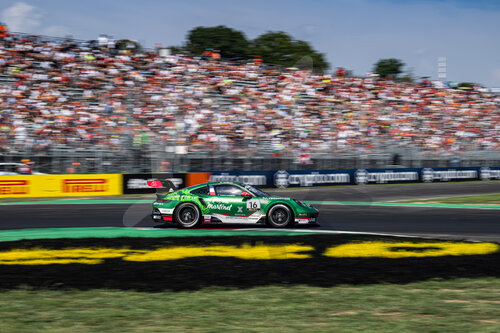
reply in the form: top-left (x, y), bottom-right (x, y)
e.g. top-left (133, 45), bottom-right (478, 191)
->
top-left (149, 181), bottom-right (319, 228)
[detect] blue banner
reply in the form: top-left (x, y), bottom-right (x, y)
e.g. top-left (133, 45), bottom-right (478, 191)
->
top-left (206, 167), bottom-right (500, 188)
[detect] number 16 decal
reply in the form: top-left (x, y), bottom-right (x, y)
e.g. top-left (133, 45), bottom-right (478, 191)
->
top-left (246, 199), bottom-right (261, 211)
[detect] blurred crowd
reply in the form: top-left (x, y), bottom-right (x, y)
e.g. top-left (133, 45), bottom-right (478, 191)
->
top-left (0, 32), bottom-right (499, 159)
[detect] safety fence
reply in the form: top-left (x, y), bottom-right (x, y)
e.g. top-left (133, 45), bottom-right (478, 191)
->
top-left (1, 167), bottom-right (499, 198)
top-left (2, 150), bottom-right (500, 175)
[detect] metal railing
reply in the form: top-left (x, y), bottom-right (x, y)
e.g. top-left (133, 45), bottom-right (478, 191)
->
top-left (1, 148), bottom-right (499, 174)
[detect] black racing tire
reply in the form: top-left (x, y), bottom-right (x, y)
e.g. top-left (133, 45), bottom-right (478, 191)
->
top-left (267, 204), bottom-right (293, 228)
top-left (174, 203), bottom-right (201, 228)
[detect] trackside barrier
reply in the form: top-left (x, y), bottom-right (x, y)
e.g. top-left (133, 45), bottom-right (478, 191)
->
top-left (207, 167), bottom-right (500, 188)
top-left (0, 174), bottom-right (122, 198)
top-left (1, 168), bottom-right (498, 198)
top-left (0, 172), bottom-right (212, 198)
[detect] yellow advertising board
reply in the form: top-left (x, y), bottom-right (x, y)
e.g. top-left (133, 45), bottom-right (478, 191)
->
top-left (0, 174), bottom-right (122, 198)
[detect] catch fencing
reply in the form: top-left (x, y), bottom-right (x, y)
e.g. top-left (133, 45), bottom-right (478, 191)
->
top-left (1, 150), bottom-right (499, 175)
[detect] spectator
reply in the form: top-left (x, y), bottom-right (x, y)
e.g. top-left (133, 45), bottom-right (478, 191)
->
top-left (0, 23), bottom-right (7, 42)
top-left (18, 159), bottom-right (32, 174)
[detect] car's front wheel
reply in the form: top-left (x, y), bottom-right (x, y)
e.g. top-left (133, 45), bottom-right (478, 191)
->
top-left (267, 204), bottom-right (293, 228)
top-left (174, 203), bottom-right (201, 228)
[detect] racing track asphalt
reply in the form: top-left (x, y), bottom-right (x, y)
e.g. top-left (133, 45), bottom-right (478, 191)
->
top-left (0, 182), bottom-right (499, 241)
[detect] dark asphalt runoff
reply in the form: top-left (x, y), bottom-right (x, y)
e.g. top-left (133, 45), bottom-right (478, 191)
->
top-left (0, 182), bottom-right (499, 241)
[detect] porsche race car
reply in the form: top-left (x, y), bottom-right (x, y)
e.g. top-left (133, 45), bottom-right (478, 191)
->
top-left (149, 181), bottom-right (319, 228)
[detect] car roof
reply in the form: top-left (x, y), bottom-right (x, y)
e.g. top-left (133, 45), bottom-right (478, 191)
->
top-left (210, 181), bottom-right (245, 186)
top-left (186, 181), bottom-right (245, 189)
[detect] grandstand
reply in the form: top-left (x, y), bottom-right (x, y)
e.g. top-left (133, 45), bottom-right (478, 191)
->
top-left (0, 32), bottom-right (499, 173)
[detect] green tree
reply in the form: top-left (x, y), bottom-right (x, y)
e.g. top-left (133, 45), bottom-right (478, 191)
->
top-left (457, 82), bottom-right (476, 89)
top-left (115, 39), bottom-right (142, 52)
top-left (167, 45), bottom-right (183, 54)
top-left (373, 58), bottom-right (405, 79)
top-left (249, 31), bottom-right (329, 71)
top-left (185, 25), bottom-right (249, 59)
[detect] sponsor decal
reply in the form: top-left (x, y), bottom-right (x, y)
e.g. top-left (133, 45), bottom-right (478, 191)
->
top-left (62, 179), bottom-right (108, 193)
top-left (480, 167), bottom-right (500, 181)
top-left (246, 199), bottom-right (261, 211)
top-left (128, 178), bottom-right (183, 190)
top-left (122, 173), bottom-right (186, 194)
top-left (0, 174), bottom-right (121, 198)
top-left (288, 172), bottom-right (350, 187)
top-left (207, 203), bottom-right (233, 211)
top-left (355, 169), bottom-right (368, 185)
top-left (128, 178), bottom-right (151, 189)
top-left (356, 169), bottom-right (419, 184)
top-left (0, 180), bottom-right (29, 195)
top-left (274, 170), bottom-right (350, 188)
top-left (213, 211), bottom-right (258, 219)
top-left (209, 173), bottom-right (267, 186)
top-left (167, 195), bottom-right (197, 201)
top-left (274, 170), bottom-right (290, 188)
top-left (422, 168), bottom-right (478, 182)
top-left (180, 195), bottom-right (197, 201)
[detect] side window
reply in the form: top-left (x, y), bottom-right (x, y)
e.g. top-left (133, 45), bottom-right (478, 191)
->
top-left (214, 185), bottom-right (243, 196)
top-left (191, 186), bottom-right (209, 195)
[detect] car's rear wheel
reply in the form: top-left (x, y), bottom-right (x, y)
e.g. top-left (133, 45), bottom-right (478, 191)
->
top-left (174, 203), bottom-right (201, 228)
top-left (267, 204), bottom-right (293, 228)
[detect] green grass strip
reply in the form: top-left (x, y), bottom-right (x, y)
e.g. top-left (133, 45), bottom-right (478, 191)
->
top-left (1, 279), bottom-right (499, 332)
top-left (396, 193), bottom-right (500, 205)
top-left (0, 227), bottom-right (326, 242)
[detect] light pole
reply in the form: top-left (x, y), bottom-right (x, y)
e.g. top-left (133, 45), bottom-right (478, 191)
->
top-left (438, 57), bottom-right (447, 81)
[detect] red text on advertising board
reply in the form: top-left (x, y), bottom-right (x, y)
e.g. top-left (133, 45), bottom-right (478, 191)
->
top-left (62, 179), bottom-right (108, 193)
top-left (0, 180), bottom-right (29, 195)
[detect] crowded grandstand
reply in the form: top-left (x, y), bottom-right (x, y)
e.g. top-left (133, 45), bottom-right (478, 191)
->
top-left (0, 29), bottom-right (499, 172)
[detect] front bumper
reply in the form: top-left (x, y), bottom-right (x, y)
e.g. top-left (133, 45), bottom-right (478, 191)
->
top-left (295, 212), bottom-right (319, 224)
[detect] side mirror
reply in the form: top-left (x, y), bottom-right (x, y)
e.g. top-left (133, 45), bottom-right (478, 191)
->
top-left (241, 192), bottom-right (252, 199)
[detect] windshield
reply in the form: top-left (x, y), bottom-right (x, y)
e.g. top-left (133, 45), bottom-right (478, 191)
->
top-left (244, 184), bottom-right (270, 197)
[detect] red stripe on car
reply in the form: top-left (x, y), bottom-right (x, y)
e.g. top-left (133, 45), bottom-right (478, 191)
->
top-left (216, 212), bottom-right (256, 217)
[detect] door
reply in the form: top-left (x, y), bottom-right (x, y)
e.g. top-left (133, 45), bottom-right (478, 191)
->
top-left (205, 184), bottom-right (253, 223)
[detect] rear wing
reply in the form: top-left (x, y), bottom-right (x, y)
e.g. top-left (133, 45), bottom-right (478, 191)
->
top-left (146, 179), bottom-right (178, 193)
